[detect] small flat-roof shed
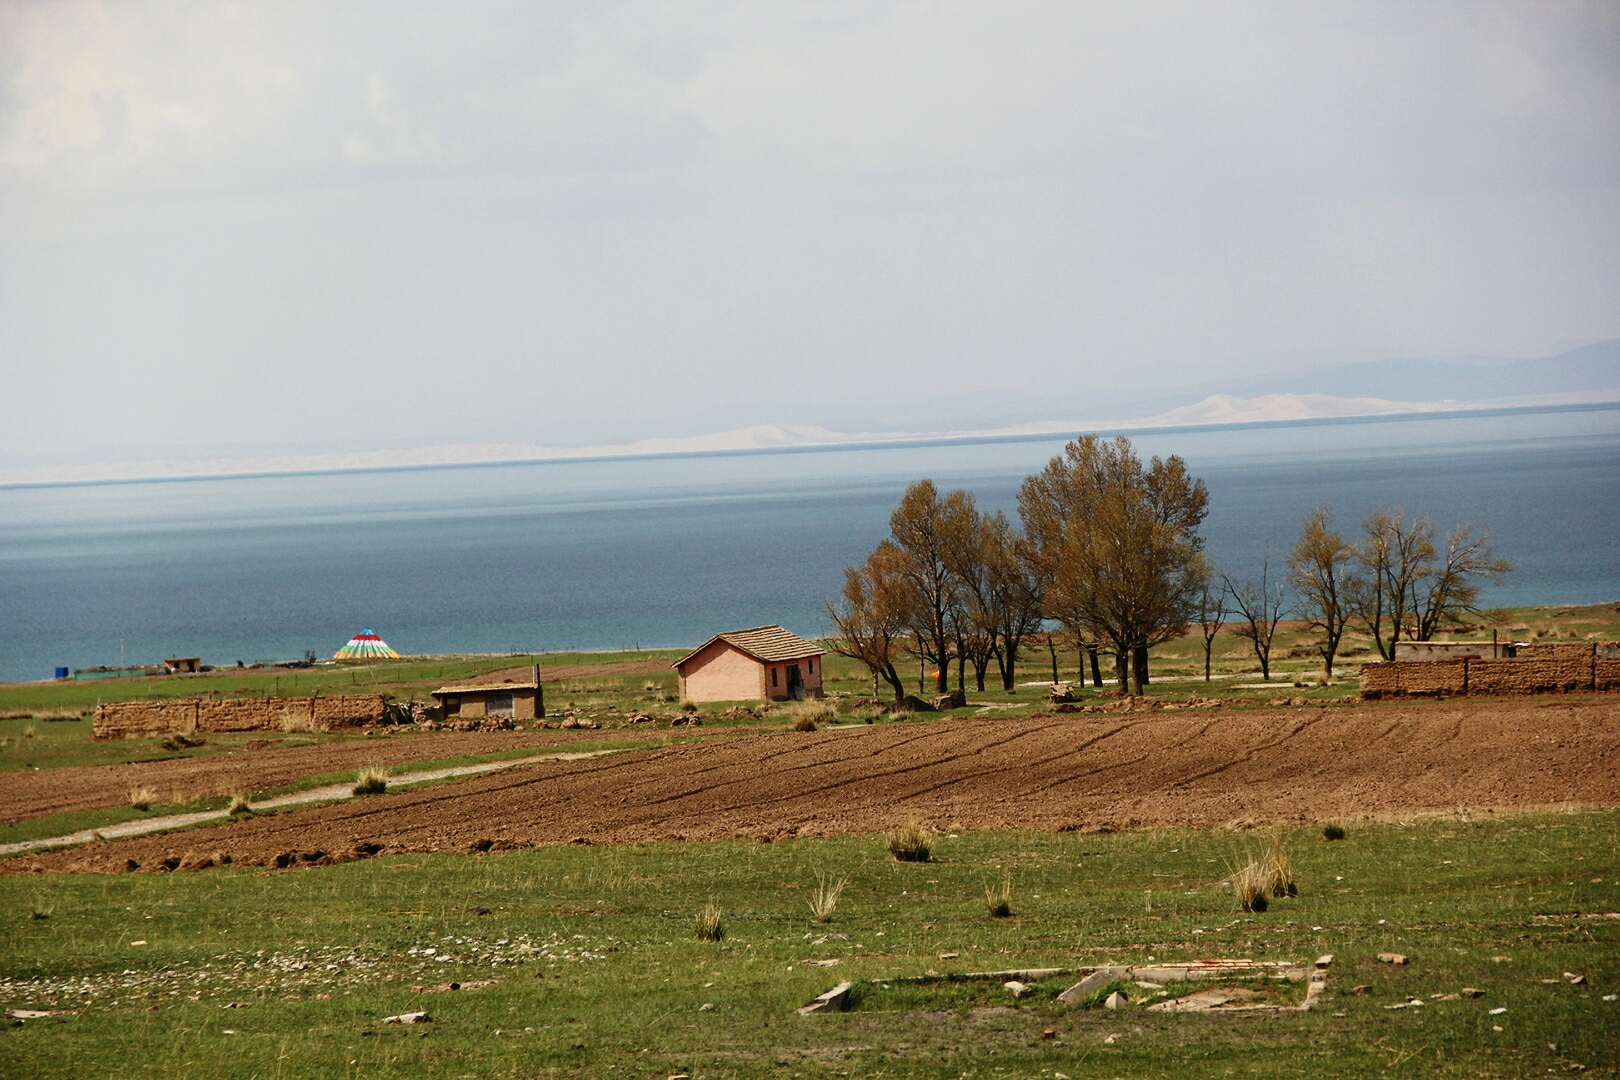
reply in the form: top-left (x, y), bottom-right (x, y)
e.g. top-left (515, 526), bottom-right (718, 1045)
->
top-left (673, 625), bottom-right (824, 704)
top-left (431, 664), bottom-right (545, 720)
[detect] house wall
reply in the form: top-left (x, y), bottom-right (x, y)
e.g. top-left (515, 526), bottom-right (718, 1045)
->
top-left (679, 641), bottom-right (766, 703)
top-left (440, 688), bottom-right (542, 719)
top-left (93, 695), bottom-right (387, 739)
top-left (762, 656), bottom-right (825, 701)
top-left (1360, 642), bottom-right (1620, 699)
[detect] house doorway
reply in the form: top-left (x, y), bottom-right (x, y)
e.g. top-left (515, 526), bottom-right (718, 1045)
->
top-left (786, 664), bottom-right (804, 700)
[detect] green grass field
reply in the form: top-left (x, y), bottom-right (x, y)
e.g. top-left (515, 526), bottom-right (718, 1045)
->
top-left (3, 811), bottom-right (1617, 1078)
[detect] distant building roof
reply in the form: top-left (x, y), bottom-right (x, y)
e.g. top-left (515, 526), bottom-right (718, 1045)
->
top-left (673, 625), bottom-right (824, 670)
top-left (432, 664), bottom-right (541, 696)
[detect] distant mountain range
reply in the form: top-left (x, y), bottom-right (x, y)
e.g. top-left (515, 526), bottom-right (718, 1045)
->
top-left (4, 340), bottom-right (1615, 489)
top-left (1223, 338), bottom-right (1620, 403)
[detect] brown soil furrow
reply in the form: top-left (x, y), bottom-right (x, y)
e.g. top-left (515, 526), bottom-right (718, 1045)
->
top-left (7, 697), bottom-right (1619, 876)
top-left (0, 726), bottom-right (736, 826)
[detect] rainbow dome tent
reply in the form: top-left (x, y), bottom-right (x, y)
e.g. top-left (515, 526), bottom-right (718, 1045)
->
top-left (334, 629), bottom-right (400, 660)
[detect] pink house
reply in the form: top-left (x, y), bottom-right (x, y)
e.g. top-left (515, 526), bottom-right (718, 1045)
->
top-left (673, 625), bottom-right (825, 704)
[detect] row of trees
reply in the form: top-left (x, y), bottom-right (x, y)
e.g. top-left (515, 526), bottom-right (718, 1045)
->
top-left (1220, 506), bottom-right (1512, 681)
top-left (826, 435), bottom-right (1512, 699)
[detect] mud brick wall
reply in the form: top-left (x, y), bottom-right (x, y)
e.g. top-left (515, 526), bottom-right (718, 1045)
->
top-left (94, 695), bottom-right (386, 739)
top-left (1361, 642), bottom-right (1619, 699)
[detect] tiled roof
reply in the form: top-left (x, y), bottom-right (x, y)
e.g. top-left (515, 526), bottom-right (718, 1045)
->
top-left (673, 625), bottom-right (824, 669)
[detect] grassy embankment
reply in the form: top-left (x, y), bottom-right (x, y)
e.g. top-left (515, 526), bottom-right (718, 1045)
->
top-left (2, 811), bottom-right (1616, 1078)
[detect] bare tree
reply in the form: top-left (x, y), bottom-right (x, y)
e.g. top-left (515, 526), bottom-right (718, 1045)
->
top-left (1019, 435), bottom-right (1210, 695)
top-left (888, 480), bottom-right (973, 693)
top-left (1286, 507), bottom-right (1359, 678)
top-left (946, 508), bottom-right (1046, 692)
top-left (1224, 557), bottom-right (1286, 681)
top-left (1353, 509), bottom-right (1435, 660)
top-left (1193, 562), bottom-right (1228, 682)
top-left (1413, 524), bottom-right (1513, 641)
top-left (823, 542), bottom-right (911, 701)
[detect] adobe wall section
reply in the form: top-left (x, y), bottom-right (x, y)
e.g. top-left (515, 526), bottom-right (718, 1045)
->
top-left (1361, 642), bottom-right (1620, 699)
top-left (678, 641), bottom-right (766, 704)
top-left (93, 695), bottom-right (387, 740)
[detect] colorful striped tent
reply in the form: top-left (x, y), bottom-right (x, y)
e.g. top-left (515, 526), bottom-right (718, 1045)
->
top-left (334, 629), bottom-right (400, 660)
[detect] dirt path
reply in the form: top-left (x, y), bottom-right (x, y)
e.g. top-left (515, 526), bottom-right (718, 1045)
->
top-left (8, 696), bottom-right (1618, 875)
top-left (0, 726), bottom-right (727, 825)
top-left (0, 749), bottom-right (622, 858)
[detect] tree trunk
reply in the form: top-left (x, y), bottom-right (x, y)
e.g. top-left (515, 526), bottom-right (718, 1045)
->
top-left (1089, 646), bottom-right (1102, 688)
top-left (1047, 634), bottom-right (1059, 684)
top-left (1132, 645), bottom-right (1149, 689)
top-left (1115, 651), bottom-right (1129, 693)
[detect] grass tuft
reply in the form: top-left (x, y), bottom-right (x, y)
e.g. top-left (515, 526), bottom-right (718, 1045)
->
top-left (1231, 860), bottom-right (1269, 913)
top-left (808, 874), bottom-right (846, 923)
top-left (128, 785), bottom-right (157, 811)
top-left (226, 793), bottom-right (253, 815)
top-left (792, 715), bottom-right (818, 732)
top-left (887, 821), bottom-right (932, 863)
top-left (1265, 832), bottom-right (1298, 897)
top-left (985, 872), bottom-right (1013, 918)
top-left (352, 767), bottom-right (389, 796)
top-left (22, 723), bottom-right (36, 739)
top-left (1323, 823), bottom-right (1346, 841)
top-left (694, 899), bottom-right (724, 941)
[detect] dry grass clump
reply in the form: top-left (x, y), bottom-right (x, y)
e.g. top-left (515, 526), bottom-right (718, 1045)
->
top-left (128, 786), bottom-right (158, 811)
top-left (985, 873), bottom-right (1013, 918)
top-left (694, 899), bottom-right (725, 941)
top-left (783, 700), bottom-right (836, 729)
top-left (22, 724), bottom-right (36, 739)
top-left (1230, 861), bottom-right (1269, 912)
top-left (1265, 833), bottom-right (1298, 897)
top-left (888, 821), bottom-right (932, 863)
top-left (352, 767), bottom-right (389, 796)
top-left (808, 874), bottom-right (846, 923)
top-left (226, 793), bottom-right (253, 815)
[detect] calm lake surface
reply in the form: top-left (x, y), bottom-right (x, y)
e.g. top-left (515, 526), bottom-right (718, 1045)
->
top-left (2, 409), bottom-right (1617, 683)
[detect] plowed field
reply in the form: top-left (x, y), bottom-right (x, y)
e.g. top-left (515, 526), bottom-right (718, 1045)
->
top-left (0, 726), bottom-right (720, 825)
top-left (7, 697), bottom-right (1618, 875)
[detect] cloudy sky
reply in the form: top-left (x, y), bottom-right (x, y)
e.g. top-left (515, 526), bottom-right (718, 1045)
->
top-left (2, 1), bottom-right (1617, 464)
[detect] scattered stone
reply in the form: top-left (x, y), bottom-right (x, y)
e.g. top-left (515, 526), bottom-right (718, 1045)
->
top-left (1376, 952), bottom-right (1408, 965)
top-left (4, 1010), bottom-right (53, 1019)
top-left (1058, 967), bottom-right (1129, 1005)
top-left (1384, 999), bottom-right (1425, 1010)
top-left (1567, 973), bottom-right (1587, 985)
top-left (938, 952), bottom-right (959, 960)
top-left (1104, 991), bottom-right (1128, 1010)
top-left (807, 958), bottom-right (841, 968)
top-left (1432, 993), bottom-right (1460, 1001)
top-left (1042, 1028), bottom-right (1056, 1039)
top-left (1149, 987), bottom-right (1261, 1012)
top-left (382, 1011), bottom-right (430, 1024)
top-left (1601, 994), bottom-right (1616, 1002)
top-left (1460, 988), bottom-right (1484, 998)
top-left (699, 1003), bottom-right (714, 1012)
top-left (1352, 985), bottom-right (1371, 995)
top-left (1103, 1033), bottom-right (1117, 1044)
top-left (797, 982), bottom-right (852, 1016)
top-left (1004, 981), bottom-right (1032, 999)
top-left (1489, 1007), bottom-right (1507, 1015)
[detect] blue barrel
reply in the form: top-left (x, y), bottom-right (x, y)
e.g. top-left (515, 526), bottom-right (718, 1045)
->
top-left (54, 666), bottom-right (69, 679)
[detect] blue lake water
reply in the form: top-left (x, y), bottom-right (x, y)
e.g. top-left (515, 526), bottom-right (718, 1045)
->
top-left (1, 409), bottom-right (1617, 683)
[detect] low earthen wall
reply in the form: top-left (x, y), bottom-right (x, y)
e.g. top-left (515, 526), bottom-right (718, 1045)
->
top-left (93, 695), bottom-right (387, 740)
top-left (1361, 642), bottom-right (1620, 699)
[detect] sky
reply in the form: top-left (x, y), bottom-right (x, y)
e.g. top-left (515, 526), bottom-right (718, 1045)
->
top-left (2, 1), bottom-right (1618, 466)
